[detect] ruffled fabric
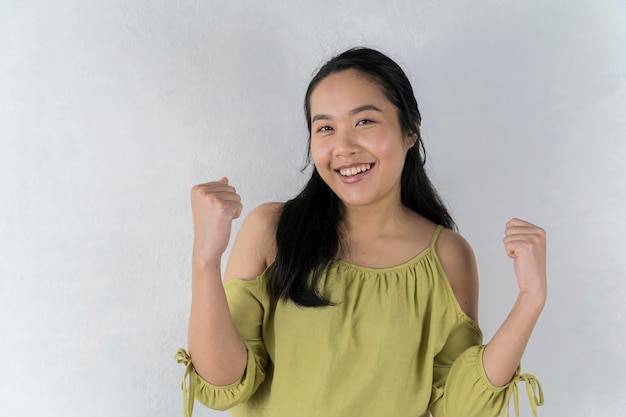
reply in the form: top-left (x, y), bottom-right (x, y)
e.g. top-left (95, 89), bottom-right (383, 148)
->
top-left (430, 345), bottom-right (544, 417)
top-left (174, 341), bottom-right (267, 415)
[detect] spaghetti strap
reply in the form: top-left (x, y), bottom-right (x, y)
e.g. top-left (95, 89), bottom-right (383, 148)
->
top-left (429, 225), bottom-right (444, 249)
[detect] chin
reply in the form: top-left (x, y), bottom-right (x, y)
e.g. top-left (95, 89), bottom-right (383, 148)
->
top-left (335, 194), bottom-right (377, 208)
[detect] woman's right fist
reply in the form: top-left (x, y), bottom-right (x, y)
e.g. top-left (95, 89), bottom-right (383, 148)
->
top-left (190, 177), bottom-right (243, 261)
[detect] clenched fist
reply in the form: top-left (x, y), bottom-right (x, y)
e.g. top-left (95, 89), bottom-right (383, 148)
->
top-left (191, 177), bottom-right (243, 263)
top-left (503, 218), bottom-right (547, 302)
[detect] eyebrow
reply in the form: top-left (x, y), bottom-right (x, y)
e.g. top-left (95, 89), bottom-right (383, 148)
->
top-left (311, 104), bottom-right (383, 124)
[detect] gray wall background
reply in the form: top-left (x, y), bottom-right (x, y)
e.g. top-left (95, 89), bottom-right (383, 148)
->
top-left (1, 1), bottom-right (625, 416)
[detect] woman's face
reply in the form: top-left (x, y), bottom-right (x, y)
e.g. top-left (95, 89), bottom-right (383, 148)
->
top-left (309, 69), bottom-right (414, 209)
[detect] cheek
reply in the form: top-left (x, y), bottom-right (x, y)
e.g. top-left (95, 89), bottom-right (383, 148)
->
top-left (374, 137), bottom-right (411, 174)
top-left (367, 134), bottom-right (401, 159)
top-left (310, 139), bottom-right (330, 165)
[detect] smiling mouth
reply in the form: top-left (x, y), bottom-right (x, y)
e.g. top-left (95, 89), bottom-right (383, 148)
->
top-left (338, 163), bottom-right (372, 177)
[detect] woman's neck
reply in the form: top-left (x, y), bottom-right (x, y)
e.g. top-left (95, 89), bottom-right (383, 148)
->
top-left (340, 200), bottom-right (416, 240)
top-left (337, 201), bottom-right (431, 268)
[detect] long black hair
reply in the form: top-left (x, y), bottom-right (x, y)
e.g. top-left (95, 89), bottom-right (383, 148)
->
top-left (271, 47), bottom-right (456, 307)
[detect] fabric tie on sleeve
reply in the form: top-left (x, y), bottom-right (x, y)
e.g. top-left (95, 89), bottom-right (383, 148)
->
top-left (175, 349), bottom-right (195, 417)
top-left (500, 372), bottom-right (544, 417)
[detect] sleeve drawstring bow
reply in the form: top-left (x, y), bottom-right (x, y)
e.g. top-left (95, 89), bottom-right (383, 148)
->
top-left (501, 372), bottom-right (544, 417)
top-left (175, 349), bottom-right (195, 417)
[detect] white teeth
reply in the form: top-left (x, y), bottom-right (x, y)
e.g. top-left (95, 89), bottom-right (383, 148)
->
top-left (339, 164), bottom-right (371, 177)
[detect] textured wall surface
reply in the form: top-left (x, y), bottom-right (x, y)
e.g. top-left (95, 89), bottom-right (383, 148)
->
top-left (1, 1), bottom-right (625, 416)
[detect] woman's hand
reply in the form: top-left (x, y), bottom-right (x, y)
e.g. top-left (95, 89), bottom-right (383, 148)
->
top-left (191, 177), bottom-right (243, 263)
top-left (503, 218), bottom-right (547, 304)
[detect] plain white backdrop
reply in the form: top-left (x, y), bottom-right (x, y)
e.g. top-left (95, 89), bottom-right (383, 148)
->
top-left (1, 1), bottom-right (625, 416)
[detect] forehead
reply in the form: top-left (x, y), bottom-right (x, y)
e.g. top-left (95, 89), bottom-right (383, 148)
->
top-left (309, 69), bottom-right (390, 113)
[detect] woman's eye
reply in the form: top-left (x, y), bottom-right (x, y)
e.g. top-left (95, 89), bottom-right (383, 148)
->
top-left (357, 119), bottom-right (373, 126)
top-left (317, 126), bottom-right (333, 133)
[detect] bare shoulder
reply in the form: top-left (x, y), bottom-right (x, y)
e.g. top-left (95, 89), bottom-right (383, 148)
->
top-left (435, 227), bottom-right (479, 323)
top-left (223, 202), bottom-right (283, 283)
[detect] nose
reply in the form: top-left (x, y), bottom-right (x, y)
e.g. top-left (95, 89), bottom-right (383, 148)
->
top-left (334, 127), bottom-right (359, 157)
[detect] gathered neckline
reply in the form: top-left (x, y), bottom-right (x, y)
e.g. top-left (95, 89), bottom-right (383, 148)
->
top-left (331, 244), bottom-right (435, 273)
top-left (227, 225), bottom-right (444, 283)
top-left (330, 224), bottom-right (443, 273)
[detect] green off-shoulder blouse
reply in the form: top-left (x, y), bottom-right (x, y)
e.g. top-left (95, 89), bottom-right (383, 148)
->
top-left (176, 226), bottom-right (544, 417)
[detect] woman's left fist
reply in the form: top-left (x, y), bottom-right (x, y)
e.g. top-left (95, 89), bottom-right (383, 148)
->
top-left (503, 218), bottom-right (547, 302)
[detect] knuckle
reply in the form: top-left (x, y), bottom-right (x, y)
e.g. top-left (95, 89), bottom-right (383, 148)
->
top-left (206, 193), bottom-right (221, 205)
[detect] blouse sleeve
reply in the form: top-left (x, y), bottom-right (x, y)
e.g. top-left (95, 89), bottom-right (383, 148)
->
top-left (429, 321), bottom-right (544, 417)
top-left (175, 277), bottom-right (269, 416)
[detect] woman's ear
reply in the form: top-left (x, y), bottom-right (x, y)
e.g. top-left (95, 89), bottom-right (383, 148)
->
top-left (405, 131), bottom-right (419, 148)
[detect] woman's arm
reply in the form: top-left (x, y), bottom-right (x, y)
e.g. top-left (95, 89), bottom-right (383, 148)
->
top-left (187, 177), bottom-right (276, 386)
top-left (437, 218), bottom-right (547, 387)
top-left (482, 218), bottom-right (547, 386)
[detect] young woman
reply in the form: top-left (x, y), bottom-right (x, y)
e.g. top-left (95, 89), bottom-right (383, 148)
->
top-left (176, 47), bottom-right (546, 417)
